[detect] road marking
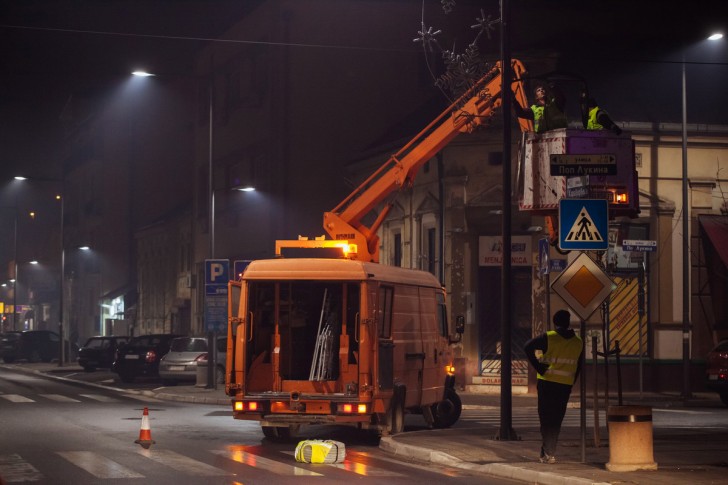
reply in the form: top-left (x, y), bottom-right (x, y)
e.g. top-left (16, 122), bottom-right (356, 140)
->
top-left (79, 393), bottom-right (120, 402)
top-left (0, 394), bottom-right (34, 403)
top-left (0, 453), bottom-right (44, 482)
top-left (122, 394), bottom-right (164, 403)
top-left (138, 449), bottom-right (231, 476)
top-left (213, 448), bottom-right (322, 476)
top-left (56, 451), bottom-right (144, 479)
top-left (39, 394), bottom-right (81, 403)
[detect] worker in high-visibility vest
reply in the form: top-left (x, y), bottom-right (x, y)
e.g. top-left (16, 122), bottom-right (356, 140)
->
top-left (524, 309), bottom-right (583, 464)
top-left (513, 83), bottom-right (567, 133)
top-left (586, 97), bottom-right (622, 135)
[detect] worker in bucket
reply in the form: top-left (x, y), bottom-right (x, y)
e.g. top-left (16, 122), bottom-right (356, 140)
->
top-left (524, 309), bottom-right (583, 464)
top-left (513, 83), bottom-right (567, 133)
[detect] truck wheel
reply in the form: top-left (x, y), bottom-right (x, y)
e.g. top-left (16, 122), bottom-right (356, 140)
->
top-left (431, 388), bottom-right (462, 428)
top-left (383, 395), bottom-right (405, 436)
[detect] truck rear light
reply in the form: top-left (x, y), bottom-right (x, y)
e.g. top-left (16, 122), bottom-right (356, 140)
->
top-left (234, 401), bottom-right (261, 412)
top-left (445, 364), bottom-right (456, 376)
top-left (339, 403), bottom-right (367, 414)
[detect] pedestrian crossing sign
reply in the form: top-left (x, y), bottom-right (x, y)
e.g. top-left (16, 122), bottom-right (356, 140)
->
top-left (558, 199), bottom-right (609, 251)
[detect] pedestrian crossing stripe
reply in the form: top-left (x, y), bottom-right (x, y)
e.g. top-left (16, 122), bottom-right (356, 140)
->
top-left (564, 206), bottom-right (604, 242)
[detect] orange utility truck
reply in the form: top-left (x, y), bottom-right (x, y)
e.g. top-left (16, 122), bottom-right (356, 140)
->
top-left (226, 60), bottom-right (532, 438)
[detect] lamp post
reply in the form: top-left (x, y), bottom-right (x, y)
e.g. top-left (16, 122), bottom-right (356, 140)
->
top-left (681, 32), bottom-right (723, 401)
top-left (14, 176), bottom-right (66, 365)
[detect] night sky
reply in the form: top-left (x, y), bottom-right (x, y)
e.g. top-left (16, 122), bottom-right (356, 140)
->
top-left (1, 0), bottom-right (727, 253)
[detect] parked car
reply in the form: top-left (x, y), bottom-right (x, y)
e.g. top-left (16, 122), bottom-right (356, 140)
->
top-left (0, 330), bottom-right (77, 363)
top-left (159, 336), bottom-right (227, 385)
top-left (0, 332), bottom-right (22, 363)
top-left (77, 336), bottom-right (130, 372)
top-left (112, 333), bottom-right (181, 383)
top-left (706, 338), bottom-right (728, 406)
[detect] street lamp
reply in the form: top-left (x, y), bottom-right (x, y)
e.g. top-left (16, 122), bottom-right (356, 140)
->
top-left (14, 176), bottom-right (66, 365)
top-left (681, 32), bottom-right (724, 401)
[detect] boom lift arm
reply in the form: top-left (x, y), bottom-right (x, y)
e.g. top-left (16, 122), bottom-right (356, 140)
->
top-left (277, 59), bottom-right (531, 263)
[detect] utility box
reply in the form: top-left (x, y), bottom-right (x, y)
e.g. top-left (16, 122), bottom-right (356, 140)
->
top-left (518, 128), bottom-right (639, 218)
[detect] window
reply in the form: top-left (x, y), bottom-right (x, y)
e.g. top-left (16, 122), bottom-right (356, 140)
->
top-left (378, 286), bottom-right (394, 339)
top-left (393, 233), bottom-right (402, 267)
top-left (436, 292), bottom-right (448, 337)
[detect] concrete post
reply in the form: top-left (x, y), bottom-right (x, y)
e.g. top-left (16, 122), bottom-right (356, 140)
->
top-left (606, 405), bottom-right (658, 472)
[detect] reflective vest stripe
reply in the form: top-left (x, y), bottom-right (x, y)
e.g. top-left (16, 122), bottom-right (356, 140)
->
top-left (537, 331), bottom-right (582, 386)
top-left (587, 107), bottom-right (603, 130)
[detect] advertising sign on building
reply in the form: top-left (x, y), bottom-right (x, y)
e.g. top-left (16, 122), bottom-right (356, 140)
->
top-left (479, 236), bottom-right (532, 266)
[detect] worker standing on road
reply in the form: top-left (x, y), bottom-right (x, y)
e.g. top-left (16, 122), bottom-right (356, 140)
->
top-left (513, 83), bottom-right (567, 133)
top-left (524, 309), bottom-right (583, 464)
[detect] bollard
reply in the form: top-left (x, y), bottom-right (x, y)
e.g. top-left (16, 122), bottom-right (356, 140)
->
top-left (606, 405), bottom-right (657, 471)
top-left (196, 360), bottom-right (209, 388)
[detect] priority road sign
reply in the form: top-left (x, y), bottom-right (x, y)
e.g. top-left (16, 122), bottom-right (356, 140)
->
top-left (551, 252), bottom-right (616, 321)
top-left (558, 199), bottom-right (609, 251)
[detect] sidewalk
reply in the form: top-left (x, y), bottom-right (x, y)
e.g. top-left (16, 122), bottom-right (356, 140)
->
top-left (13, 363), bottom-right (728, 485)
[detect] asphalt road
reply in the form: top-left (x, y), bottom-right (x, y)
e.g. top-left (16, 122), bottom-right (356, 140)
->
top-left (0, 366), bottom-right (520, 484)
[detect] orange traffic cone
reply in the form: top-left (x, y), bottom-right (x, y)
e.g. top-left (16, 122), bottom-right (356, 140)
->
top-left (134, 407), bottom-right (156, 449)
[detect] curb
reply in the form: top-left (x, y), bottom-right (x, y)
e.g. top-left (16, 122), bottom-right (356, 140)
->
top-left (380, 435), bottom-right (611, 485)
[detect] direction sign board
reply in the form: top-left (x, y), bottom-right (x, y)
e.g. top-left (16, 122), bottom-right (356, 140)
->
top-left (558, 199), bottom-right (609, 251)
top-left (622, 239), bottom-right (657, 252)
top-left (551, 252), bottom-right (616, 321)
top-left (550, 153), bottom-right (617, 176)
top-left (204, 259), bottom-right (230, 332)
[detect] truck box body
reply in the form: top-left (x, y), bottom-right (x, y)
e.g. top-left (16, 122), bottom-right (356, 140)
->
top-left (226, 258), bottom-right (457, 435)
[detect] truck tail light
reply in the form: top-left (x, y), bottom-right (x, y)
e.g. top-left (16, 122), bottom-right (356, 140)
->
top-left (445, 364), bottom-right (456, 376)
top-left (339, 403), bottom-right (367, 414)
top-left (234, 401), bottom-right (261, 412)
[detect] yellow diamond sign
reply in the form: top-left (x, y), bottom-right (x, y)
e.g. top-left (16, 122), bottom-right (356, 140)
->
top-left (551, 252), bottom-right (616, 321)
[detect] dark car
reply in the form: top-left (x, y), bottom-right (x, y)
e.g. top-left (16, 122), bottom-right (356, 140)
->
top-left (112, 333), bottom-right (182, 383)
top-left (0, 332), bottom-right (22, 363)
top-left (77, 336), bottom-right (130, 372)
top-left (0, 330), bottom-right (77, 363)
top-left (706, 339), bottom-right (728, 406)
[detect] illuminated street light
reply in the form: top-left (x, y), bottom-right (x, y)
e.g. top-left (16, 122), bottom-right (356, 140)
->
top-left (681, 31), bottom-right (725, 401)
top-left (131, 70), bottom-right (155, 77)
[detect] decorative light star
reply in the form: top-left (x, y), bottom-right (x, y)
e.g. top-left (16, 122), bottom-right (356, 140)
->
top-left (471, 9), bottom-right (500, 41)
top-left (413, 22), bottom-right (442, 52)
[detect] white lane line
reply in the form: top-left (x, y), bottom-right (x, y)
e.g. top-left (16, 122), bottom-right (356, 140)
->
top-left (121, 394), bottom-right (164, 403)
top-left (213, 449), bottom-right (322, 476)
top-left (138, 449), bottom-right (232, 476)
top-left (39, 394), bottom-right (81, 403)
top-left (56, 451), bottom-right (144, 479)
top-left (0, 453), bottom-right (44, 482)
top-left (78, 393), bottom-right (119, 402)
top-left (0, 394), bottom-right (34, 403)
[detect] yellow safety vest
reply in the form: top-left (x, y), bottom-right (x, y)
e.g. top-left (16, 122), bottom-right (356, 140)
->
top-left (531, 105), bottom-right (544, 132)
top-left (587, 106), bottom-right (603, 130)
top-left (537, 330), bottom-right (582, 385)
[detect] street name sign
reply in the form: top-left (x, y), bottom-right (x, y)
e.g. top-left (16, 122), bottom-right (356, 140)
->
top-left (622, 239), bottom-right (657, 252)
top-left (550, 153), bottom-right (617, 176)
top-left (558, 199), bottom-right (609, 251)
top-left (551, 252), bottom-right (616, 321)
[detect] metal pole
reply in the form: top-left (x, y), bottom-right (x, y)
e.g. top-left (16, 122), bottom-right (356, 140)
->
top-left (59, 184), bottom-right (65, 367)
top-left (13, 207), bottom-right (18, 331)
top-left (580, 318), bottom-right (586, 463)
top-left (681, 56), bottom-right (692, 401)
top-left (496, 0), bottom-right (516, 441)
top-left (207, 65), bottom-right (217, 389)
